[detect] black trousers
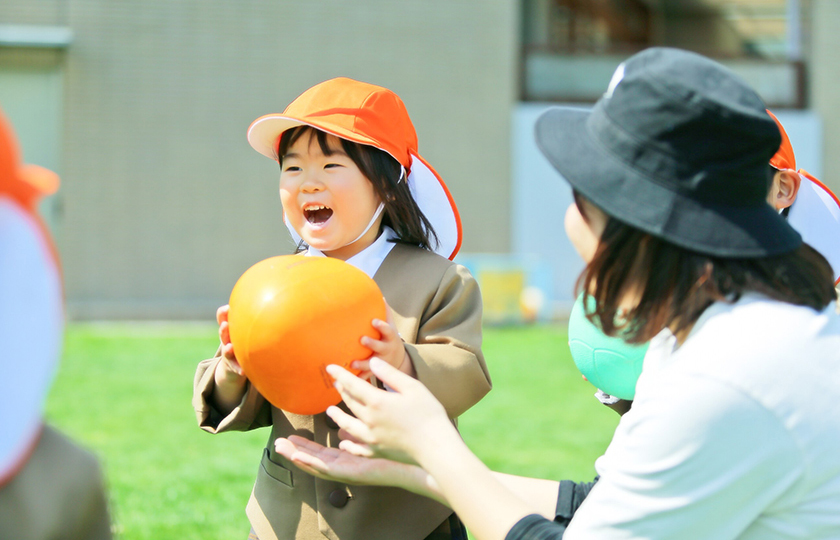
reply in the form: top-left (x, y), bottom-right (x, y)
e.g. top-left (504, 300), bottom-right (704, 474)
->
top-left (248, 514), bottom-right (468, 540)
top-left (425, 513), bottom-right (468, 540)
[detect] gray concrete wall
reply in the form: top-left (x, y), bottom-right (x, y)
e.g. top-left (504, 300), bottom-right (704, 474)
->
top-left (1, 1), bottom-right (518, 319)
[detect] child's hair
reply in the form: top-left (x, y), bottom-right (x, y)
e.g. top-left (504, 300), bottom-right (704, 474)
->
top-left (573, 192), bottom-right (837, 344)
top-left (278, 126), bottom-right (439, 252)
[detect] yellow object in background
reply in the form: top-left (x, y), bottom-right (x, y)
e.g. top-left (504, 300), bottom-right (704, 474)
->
top-left (478, 268), bottom-right (526, 325)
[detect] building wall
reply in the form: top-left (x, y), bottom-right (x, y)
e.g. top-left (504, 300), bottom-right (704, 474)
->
top-left (1, 0), bottom-right (518, 319)
top-left (810, 0), bottom-right (840, 194)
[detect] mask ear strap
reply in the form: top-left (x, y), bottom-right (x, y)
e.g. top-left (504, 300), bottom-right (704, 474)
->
top-left (344, 202), bottom-right (385, 247)
top-left (398, 165), bottom-right (406, 184)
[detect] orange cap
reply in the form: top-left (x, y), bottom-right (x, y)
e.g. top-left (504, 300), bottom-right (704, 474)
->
top-left (248, 77), bottom-right (417, 166)
top-left (246, 77), bottom-right (462, 260)
top-left (767, 109), bottom-right (796, 171)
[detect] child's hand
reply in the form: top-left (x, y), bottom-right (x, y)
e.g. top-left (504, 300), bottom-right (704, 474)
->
top-left (354, 303), bottom-right (415, 378)
top-left (216, 305), bottom-right (244, 378)
top-left (212, 305), bottom-right (248, 416)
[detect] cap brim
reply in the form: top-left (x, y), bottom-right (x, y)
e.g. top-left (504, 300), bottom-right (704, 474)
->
top-left (247, 114), bottom-right (382, 161)
top-left (535, 107), bottom-right (801, 257)
top-left (788, 174), bottom-right (840, 284)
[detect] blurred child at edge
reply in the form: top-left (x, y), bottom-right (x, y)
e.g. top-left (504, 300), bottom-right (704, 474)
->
top-left (0, 106), bottom-right (112, 540)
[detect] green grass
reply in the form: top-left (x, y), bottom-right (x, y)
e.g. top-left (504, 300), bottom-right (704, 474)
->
top-left (45, 323), bottom-right (619, 539)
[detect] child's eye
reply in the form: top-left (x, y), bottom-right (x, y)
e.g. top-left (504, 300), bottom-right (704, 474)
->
top-left (283, 165), bottom-right (301, 173)
top-left (324, 163), bottom-right (343, 169)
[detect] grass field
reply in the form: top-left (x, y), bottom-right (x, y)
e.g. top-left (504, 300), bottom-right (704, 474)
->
top-left (45, 323), bottom-right (620, 539)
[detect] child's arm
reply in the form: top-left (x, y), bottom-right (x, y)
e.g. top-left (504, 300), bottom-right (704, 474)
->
top-left (211, 305), bottom-right (248, 415)
top-left (192, 305), bottom-right (272, 433)
top-left (404, 264), bottom-right (490, 418)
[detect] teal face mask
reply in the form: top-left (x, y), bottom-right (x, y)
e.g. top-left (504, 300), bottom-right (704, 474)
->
top-left (567, 294), bottom-right (648, 400)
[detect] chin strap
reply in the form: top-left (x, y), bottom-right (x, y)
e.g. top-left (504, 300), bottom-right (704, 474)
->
top-left (344, 202), bottom-right (385, 247)
top-left (286, 166), bottom-right (403, 249)
top-left (285, 201), bottom-right (385, 250)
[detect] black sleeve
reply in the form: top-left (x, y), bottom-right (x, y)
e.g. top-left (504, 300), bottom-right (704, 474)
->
top-left (504, 478), bottom-right (599, 540)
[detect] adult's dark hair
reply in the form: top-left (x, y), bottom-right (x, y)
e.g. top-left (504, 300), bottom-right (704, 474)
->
top-left (575, 193), bottom-right (837, 344)
top-left (278, 126), bottom-right (438, 252)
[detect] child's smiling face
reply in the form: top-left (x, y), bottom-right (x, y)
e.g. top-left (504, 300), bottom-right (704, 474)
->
top-left (279, 131), bottom-right (383, 260)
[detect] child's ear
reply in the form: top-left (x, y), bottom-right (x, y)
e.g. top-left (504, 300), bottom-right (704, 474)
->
top-left (770, 170), bottom-right (802, 210)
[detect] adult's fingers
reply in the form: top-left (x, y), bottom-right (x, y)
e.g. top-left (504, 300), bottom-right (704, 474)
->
top-left (326, 364), bottom-right (380, 407)
top-left (275, 436), bottom-right (336, 461)
top-left (338, 438), bottom-right (376, 458)
top-left (274, 438), bottom-right (332, 478)
top-left (337, 427), bottom-right (364, 445)
top-left (326, 405), bottom-right (375, 444)
top-left (368, 357), bottom-right (418, 393)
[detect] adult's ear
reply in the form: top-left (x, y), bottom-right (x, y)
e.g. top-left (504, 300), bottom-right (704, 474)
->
top-left (770, 169), bottom-right (802, 210)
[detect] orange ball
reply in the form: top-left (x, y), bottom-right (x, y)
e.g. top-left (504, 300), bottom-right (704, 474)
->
top-left (227, 255), bottom-right (386, 415)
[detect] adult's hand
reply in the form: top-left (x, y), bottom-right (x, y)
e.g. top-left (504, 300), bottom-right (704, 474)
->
top-left (325, 358), bottom-right (456, 464)
top-left (274, 435), bottom-right (445, 503)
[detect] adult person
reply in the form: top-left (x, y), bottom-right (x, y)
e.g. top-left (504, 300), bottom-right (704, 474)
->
top-left (275, 48), bottom-right (840, 539)
top-left (0, 106), bottom-right (112, 540)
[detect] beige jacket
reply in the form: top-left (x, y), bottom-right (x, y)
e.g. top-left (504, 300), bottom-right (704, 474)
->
top-left (194, 243), bottom-right (491, 540)
top-left (0, 424), bottom-right (112, 540)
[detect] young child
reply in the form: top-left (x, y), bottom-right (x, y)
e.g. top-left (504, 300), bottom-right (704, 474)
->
top-left (192, 77), bottom-right (491, 540)
top-left (766, 109), bottom-right (840, 285)
top-left (0, 106), bottom-right (112, 539)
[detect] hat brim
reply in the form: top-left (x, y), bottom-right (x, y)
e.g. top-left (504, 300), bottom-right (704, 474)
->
top-left (0, 198), bottom-right (63, 484)
top-left (535, 107), bottom-right (801, 257)
top-left (788, 174), bottom-right (840, 284)
top-left (249, 116), bottom-right (462, 260)
top-left (408, 154), bottom-right (462, 260)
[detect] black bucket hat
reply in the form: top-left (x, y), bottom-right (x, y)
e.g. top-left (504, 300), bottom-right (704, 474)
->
top-left (535, 47), bottom-right (801, 258)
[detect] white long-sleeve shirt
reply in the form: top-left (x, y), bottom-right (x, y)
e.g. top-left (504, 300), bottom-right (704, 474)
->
top-left (564, 294), bottom-right (840, 539)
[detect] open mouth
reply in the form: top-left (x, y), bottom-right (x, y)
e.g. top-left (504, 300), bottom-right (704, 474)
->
top-left (304, 204), bottom-right (333, 224)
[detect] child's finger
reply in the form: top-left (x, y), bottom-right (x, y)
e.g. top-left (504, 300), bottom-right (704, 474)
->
top-left (360, 336), bottom-right (387, 354)
top-left (222, 343), bottom-right (238, 363)
top-left (216, 305), bottom-right (229, 326)
top-left (371, 318), bottom-right (399, 341)
top-left (351, 359), bottom-right (370, 372)
top-left (219, 320), bottom-right (231, 346)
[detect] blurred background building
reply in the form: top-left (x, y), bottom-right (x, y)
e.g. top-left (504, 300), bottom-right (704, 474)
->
top-left (0, 0), bottom-right (837, 320)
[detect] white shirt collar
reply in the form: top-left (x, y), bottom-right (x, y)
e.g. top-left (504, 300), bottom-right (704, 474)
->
top-left (304, 226), bottom-right (398, 278)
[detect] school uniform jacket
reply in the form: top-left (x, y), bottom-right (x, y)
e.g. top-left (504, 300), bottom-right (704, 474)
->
top-left (0, 424), bottom-right (112, 540)
top-left (193, 243), bottom-right (491, 540)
